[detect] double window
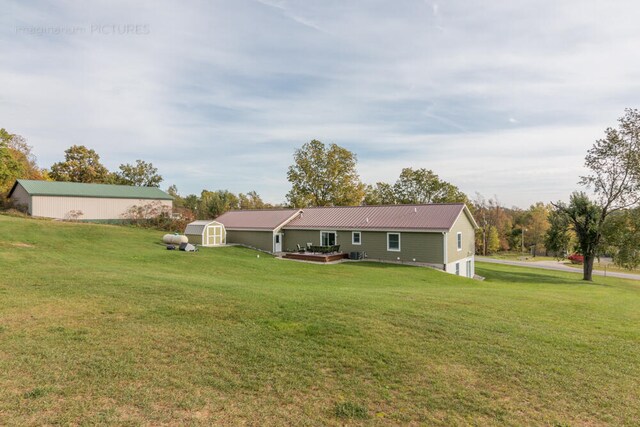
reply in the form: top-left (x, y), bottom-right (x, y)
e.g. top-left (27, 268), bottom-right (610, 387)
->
top-left (387, 233), bottom-right (401, 251)
top-left (352, 231), bottom-right (361, 245)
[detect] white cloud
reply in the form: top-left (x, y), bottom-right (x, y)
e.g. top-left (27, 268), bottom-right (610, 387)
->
top-left (0, 0), bottom-right (639, 206)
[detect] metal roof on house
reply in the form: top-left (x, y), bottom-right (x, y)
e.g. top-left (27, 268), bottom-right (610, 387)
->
top-left (212, 204), bottom-right (476, 233)
top-left (283, 204), bottom-right (475, 231)
top-left (214, 209), bottom-right (300, 230)
top-left (9, 180), bottom-right (173, 200)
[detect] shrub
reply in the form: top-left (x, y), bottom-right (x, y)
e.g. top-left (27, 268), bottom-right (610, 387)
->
top-left (122, 202), bottom-right (195, 232)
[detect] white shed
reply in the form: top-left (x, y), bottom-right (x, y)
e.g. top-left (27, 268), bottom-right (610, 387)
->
top-left (185, 220), bottom-right (226, 247)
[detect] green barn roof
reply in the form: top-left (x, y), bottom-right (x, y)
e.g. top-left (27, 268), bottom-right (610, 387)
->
top-left (10, 180), bottom-right (173, 200)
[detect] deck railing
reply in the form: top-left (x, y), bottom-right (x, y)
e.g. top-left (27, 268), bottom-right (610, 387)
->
top-left (306, 245), bottom-right (341, 254)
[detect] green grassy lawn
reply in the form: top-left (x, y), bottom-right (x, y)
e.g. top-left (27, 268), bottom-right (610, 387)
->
top-left (1, 215), bottom-right (639, 425)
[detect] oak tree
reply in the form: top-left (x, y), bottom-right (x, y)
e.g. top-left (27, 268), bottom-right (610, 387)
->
top-left (554, 108), bottom-right (640, 280)
top-left (114, 160), bottom-right (163, 187)
top-left (286, 140), bottom-right (365, 207)
top-left (393, 168), bottom-right (467, 204)
top-left (49, 145), bottom-right (110, 183)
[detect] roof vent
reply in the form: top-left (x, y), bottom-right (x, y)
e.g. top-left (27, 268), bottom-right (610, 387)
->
top-left (414, 207), bottom-right (417, 213)
top-left (365, 217), bottom-right (369, 223)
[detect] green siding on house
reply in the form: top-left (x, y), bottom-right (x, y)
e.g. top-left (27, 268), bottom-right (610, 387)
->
top-left (447, 211), bottom-right (476, 262)
top-left (226, 230), bottom-right (274, 252)
top-left (283, 229), bottom-right (444, 264)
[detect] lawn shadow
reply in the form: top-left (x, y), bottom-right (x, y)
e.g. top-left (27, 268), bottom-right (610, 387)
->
top-left (341, 261), bottom-right (419, 270)
top-left (477, 267), bottom-right (613, 287)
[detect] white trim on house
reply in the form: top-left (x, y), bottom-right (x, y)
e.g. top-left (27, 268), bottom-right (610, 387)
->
top-left (450, 205), bottom-right (479, 230)
top-left (387, 232), bottom-right (401, 252)
top-left (273, 209), bottom-right (304, 233)
top-left (352, 231), bottom-right (362, 245)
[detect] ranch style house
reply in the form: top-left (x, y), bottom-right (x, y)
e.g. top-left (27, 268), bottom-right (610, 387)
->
top-left (212, 204), bottom-right (477, 277)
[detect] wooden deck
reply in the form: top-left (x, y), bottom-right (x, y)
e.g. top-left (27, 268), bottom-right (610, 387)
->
top-left (283, 252), bottom-right (349, 263)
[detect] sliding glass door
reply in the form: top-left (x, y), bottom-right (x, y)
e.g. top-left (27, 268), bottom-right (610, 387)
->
top-left (320, 231), bottom-right (336, 246)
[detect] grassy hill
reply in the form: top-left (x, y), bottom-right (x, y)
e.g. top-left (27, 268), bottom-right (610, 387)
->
top-left (1, 214), bottom-right (639, 425)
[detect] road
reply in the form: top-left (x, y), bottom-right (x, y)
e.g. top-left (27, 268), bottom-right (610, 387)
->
top-left (477, 257), bottom-right (640, 281)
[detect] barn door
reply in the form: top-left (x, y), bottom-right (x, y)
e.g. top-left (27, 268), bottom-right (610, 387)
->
top-left (213, 226), bottom-right (221, 245)
top-left (206, 226), bottom-right (216, 246)
top-left (207, 225), bottom-right (223, 246)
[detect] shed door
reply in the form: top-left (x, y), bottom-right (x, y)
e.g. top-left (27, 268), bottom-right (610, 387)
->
top-left (207, 225), bottom-right (222, 246)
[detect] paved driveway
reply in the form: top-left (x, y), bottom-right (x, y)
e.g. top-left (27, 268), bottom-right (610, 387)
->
top-left (477, 257), bottom-right (640, 281)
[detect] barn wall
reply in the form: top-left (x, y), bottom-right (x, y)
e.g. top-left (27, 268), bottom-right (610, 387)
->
top-left (30, 196), bottom-right (172, 220)
top-left (9, 183), bottom-right (31, 214)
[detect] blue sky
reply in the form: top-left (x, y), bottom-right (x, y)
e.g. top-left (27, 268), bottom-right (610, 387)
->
top-left (2, 0), bottom-right (639, 207)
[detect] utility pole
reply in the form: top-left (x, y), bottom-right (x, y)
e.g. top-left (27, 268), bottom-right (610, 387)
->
top-left (521, 227), bottom-right (527, 253)
top-left (483, 228), bottom-right (487, 256)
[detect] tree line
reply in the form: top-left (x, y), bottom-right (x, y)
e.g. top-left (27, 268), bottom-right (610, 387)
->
top-left (0, 136), bottom-right (163, 192)
top-left (2, 108), bottom-right (640, 280)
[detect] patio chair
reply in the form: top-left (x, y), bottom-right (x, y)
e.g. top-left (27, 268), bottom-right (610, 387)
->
top-left (296, 244), bottom-right (305, 253)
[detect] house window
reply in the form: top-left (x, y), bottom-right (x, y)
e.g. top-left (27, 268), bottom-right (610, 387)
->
top-left (387, 233), bottom-right (401, 251)
top-left (457, 232), bottom-right (462, 251)
top-left (320, 231), bottom-right (336, 246)
top-left (466, 260), bottom-right (472, 278)
top-left (352, 231), bottom-right (361, 245)
top-left (455, 262), bottom-right (460, 275)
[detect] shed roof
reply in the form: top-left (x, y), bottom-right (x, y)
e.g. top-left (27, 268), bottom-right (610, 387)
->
top-left (184, 220), bottom-right (223, 235)
top-left (214, 209), bottom-right (300, 230)
top-left (283, 204), bottom-right (476, 231)
top-left (9, 180), bottom-right (173, 200)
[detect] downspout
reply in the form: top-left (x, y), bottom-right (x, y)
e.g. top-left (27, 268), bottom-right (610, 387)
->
top-left (443, 231), bottom-right (448, 271)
